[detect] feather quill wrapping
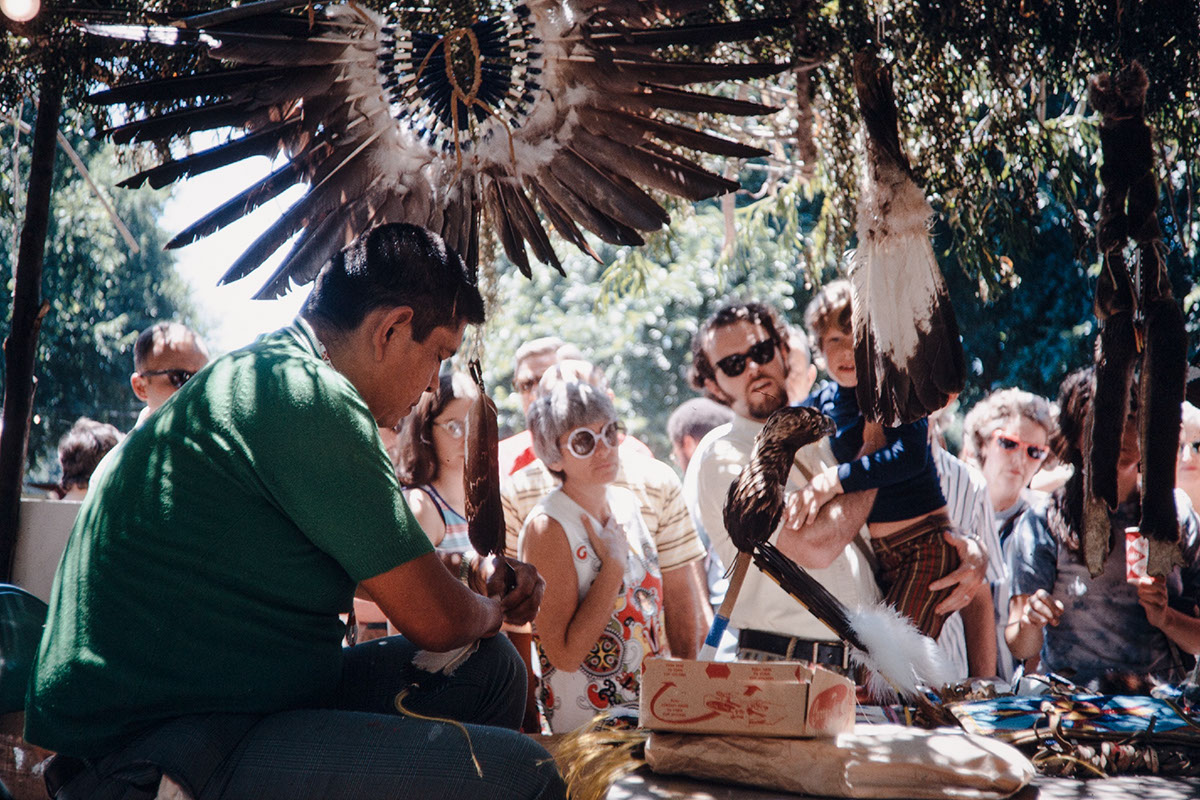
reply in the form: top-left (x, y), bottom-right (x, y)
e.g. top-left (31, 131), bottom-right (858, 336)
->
top-left (849, 50), bottom-right (964, 427)
top-left (82, 0), bottom-right (784, 293)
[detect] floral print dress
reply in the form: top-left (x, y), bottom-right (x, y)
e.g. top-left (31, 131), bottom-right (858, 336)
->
top-left (520, 486), bottom-right (664, 732)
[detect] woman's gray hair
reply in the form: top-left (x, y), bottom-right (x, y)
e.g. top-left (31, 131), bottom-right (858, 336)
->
top-left (528, 380), bottom-right (618, 469)
top-left (963, 388), bottom-right (1056, 465)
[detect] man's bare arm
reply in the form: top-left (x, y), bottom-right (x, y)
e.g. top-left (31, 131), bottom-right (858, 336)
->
top-left (777, 489), bottom-right (876, 569)
top-left (660, 560), bottom-right (713, 659)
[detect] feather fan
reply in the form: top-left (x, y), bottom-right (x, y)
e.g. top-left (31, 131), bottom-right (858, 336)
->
top-left (848, 49), bottom-right (964, 427)
top-left (79, 0), bottom-right (788, 297)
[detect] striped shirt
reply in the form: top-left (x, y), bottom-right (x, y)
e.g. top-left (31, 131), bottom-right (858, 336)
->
top-left (502, 449), bottom-right (706, 572)
top-left (932, 446), bottom-right (1013, 681)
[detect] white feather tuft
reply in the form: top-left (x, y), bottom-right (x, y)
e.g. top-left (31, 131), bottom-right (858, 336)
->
top-left (850, 157), bottom-right (946, 366)
top-left (411, 641), bottom-right (479, 676)
top-left (848, 603), bottom-right (953, 701)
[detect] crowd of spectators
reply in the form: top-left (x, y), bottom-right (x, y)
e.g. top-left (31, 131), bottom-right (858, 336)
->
top-left (21, 216), bottom-right (1200, 800)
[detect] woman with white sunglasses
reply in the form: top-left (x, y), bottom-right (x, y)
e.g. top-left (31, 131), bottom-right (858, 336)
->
top-left (395, 371), bottom-right (480, 554)
top-left (519, 380), bottom-right (664, 733)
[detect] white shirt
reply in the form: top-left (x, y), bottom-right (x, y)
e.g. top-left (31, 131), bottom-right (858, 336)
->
top-left (683, 414), bottom-right (880, 640)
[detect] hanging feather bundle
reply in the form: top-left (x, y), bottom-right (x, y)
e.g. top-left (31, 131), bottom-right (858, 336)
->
top-left (720, 404), bottom-right (949, 699)
top-left (848, 49), bottom-right (965, 427)
top-left (412, 358), bottom-right (513, 675)
top-left (79, 0), bottom-right (788, 297)
top-left (1087, 62), bottom-right (1187, 577)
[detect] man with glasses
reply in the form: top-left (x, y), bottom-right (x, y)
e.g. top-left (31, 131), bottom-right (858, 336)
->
top-left (682, 301), bottom-right (881, 668)
top-left (129, 321), bottom-right (210, 427)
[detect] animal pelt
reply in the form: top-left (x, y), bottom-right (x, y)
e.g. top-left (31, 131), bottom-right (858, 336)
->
top-left (1087, 306), bottom-right (1135, 514)
top-left (1088, 61), bottom-right (1188, 571)
top-left (1140, 296), bottom-right (1188, 575)
top-left (849, 49), bottom-right (964, 427)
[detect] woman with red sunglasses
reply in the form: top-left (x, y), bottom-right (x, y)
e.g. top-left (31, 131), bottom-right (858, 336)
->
top-left (518, 380), bottom-right (664, 732)
top-left (963, 389), bottom-right (1056, 541)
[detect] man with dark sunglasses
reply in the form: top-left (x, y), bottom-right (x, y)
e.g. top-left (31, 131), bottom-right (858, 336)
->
top-left (682, 301), bottom-right (880, 669)
top-left (129, 322), bottom-right (210, 427)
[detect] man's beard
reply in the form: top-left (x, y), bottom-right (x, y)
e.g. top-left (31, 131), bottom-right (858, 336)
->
top-left (746, 380), bottom-right (786, 421)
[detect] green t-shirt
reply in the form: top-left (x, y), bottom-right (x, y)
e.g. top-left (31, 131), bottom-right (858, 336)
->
top-left (25, 321), bottom-right (433, 757)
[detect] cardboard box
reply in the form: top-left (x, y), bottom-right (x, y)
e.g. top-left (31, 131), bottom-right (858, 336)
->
top-left (640, 658), bottom-right (854, 738)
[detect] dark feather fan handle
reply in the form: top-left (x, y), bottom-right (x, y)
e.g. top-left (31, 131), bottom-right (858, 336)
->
top-left (752, 541), bottom-right (867, 652)
top-left (700, 404), bottom-right (833, 659)
top-left (464, 359), bottom-right (517, 591)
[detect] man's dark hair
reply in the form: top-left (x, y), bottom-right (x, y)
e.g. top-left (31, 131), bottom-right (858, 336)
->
top-left (667, 397), bottom-right (734, 447)
top-left (302, 223), bottom-right (485, 341)
top-left (133, 322), bottom-right (205, 372)
top-left (1054, 367), bottom-right (1095, 468)
top-left (58, 417), bottom-right (123, 492)
top-left (687, 301), bottom-right (790, 396)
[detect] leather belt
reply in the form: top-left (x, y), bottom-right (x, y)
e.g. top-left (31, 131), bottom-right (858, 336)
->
top-left (737, 628), bottom-right (850, 670)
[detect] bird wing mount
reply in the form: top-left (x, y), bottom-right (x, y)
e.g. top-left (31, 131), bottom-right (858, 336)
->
top-left (82, 0), bottom-right (787, 295)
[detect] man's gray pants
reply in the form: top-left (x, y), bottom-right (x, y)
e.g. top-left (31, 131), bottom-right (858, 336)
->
top-left (46, 634), bottom-right (566, 800)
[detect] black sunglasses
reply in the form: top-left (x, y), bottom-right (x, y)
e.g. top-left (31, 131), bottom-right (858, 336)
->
top-left (715, 339), bottom-right (777, 378)
top-left (140, 369), bottom-right (196, 389)
top-left (1180, 440), bottom-right (1200, 456)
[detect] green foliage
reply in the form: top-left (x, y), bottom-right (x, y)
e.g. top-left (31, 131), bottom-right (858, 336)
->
top-left (475, 203), bottom-right (803, 461)
top-left (0, 105), bottom-right (196, 480)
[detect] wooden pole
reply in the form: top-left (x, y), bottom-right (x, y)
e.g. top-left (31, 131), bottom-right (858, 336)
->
top-left (0, 75), bottom-right (62, 582)
top-left (697, 551), bottom-right (752, 660)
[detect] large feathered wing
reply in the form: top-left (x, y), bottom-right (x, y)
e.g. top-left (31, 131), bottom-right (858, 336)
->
top-left (849, 49), bottom-right (965, 427)
top-left (80, 0), bottom-right (786, 297)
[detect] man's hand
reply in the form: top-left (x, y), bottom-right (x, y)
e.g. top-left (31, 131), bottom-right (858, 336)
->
top-left (930, 530), bottom-right (987, 614)
top-left (1019, 588), bottom-right (1065, 629)
top-left (788, 466), bottom-right (843, 528)
top-left (1137, 577), bottom-right (1169, 630)
top-left (487, 555), bottom-right (545, 627)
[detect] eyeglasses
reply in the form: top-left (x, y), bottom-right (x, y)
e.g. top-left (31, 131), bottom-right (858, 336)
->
top-left (434, 419), bottom-right (465, 439)
top-left (1180, 440), bottom-right (1200, 456)
top-left (714, 339), bottom-right (777, 378)
top-left (563, 420), bottom-right (624, 459)
top-left (138, 369), bottom-right (195, 389)
top-left (992, 429), bottom-right (1048, 461)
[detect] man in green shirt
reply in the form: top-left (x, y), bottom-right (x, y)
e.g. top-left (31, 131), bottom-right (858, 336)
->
top-left (27, 224), bottom-right (564, 800)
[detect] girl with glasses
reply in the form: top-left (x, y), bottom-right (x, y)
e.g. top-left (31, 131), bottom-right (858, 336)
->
top-left (519, 381), bottom-right (664, 732)
top-left (395, 371), bottom-right (480, 555)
